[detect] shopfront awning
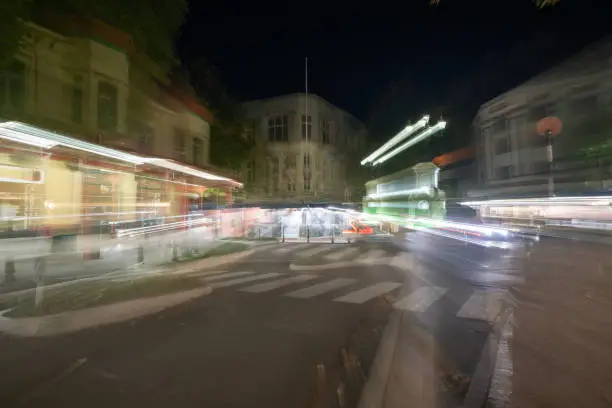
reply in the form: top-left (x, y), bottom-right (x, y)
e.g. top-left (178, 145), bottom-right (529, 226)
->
top-left (0, 121), bottom-right (242, 188)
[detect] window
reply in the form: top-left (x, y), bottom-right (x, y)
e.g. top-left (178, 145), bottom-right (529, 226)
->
top-left (244, 123), bottom-right (255, 143)
top-left (173, 130), bottom-right (186, 161)
top-left (304, 173), bottom-right (311, 191)
top-left (270, 158), bottom-right (279, 192)
top-left (321, 119), bottom-right (330, 144)
top-left (303, 153), bottom-right (311, 169)
top-left (496, 165), bottom-right (513, 179)
top-left (97, 81), bottom-right (118, 130)
top-left (495, 136), bottom-right (511, 155)
top-left (302, 114), bottom-right (312, 141)
top-left (137, 125), bottom-right (154, 154)
top-left (71, 75), bottom-right (83, 124)
top-left (246, 161), bottom-right (255, 182)
top-left (268, 115), bottom-right (288, 142)
top-left (193, 137), bottom-right (203, 166)
top-left (0, 60), bottom-right (26, 111)
top-left (491, 118), bottom-right (506, 134)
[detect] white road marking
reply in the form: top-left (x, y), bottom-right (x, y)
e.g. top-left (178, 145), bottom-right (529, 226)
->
top-left (325, 247), bottom-right (358, 261)
top-left (457, 290), bottom-right (505, 322)
top-left (285, 278), bottom-right (356, 298)
top-left (275, 244), bottom-right (310, 254)
top-left (209, 272), bottom-right (283, 288)
top-left (334, 282), bottom-right (401, 304)
top-left (393, 287), bottom-right (448, 312)
top-left (297, 245), bottom-right (334, 257)
top-left (199, 271), bottom-right (255, 282)
top-left (239, 274), bottom-right (318, 293)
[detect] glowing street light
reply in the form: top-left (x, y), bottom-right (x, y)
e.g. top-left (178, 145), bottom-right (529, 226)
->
top-left (372, 120), bottom-right (447, 165)
top-left (360, 115), bottom-right (429, 165)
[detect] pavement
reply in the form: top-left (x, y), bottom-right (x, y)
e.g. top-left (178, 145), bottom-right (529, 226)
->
top-left (0, 232), bottom-right (223, 294)
top-left (0, 233), bottom-right (527, 407)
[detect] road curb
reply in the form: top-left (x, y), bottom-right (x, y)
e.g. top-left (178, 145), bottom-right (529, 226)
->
top-left (358, 310), bottom-right (401, 408)
top-left (0, 287), bottom-right (211, 337)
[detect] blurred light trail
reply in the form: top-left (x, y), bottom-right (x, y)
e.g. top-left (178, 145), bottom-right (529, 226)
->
top-left (0, 121), bottom-right (243, 186)
top-left (115, 217), bottom-right (213, 238)
top-left (460, 195), bottom-right (612, 207)
top-left (360, 115), bottom-right (429, 165)
top-left (372, 120), bottom-right (447, 165)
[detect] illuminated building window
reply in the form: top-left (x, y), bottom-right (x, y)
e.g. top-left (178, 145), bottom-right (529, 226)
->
top-left (97, 80), bottom-right (118, 131)
top-left (268, 115), bottom-right (288, 142)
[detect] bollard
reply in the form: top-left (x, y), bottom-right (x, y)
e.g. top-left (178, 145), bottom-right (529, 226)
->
top-left (171, 240), bottom-right (179, 262)
top-left (307, 225), bottom-right (310, 243)
top-left (34, 256), bottom-right (47, 307)
top-left (137, 244), bottom-right (144, 263)
top-left (282, 224), bottom-right (285, 243)
top-left (4, 257), bottom-right (16, 284)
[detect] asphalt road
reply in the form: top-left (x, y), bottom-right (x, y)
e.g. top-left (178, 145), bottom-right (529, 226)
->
top-left (0, 236), bottom-right (526, 407)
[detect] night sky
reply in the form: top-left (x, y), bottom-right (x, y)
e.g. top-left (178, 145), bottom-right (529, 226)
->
top-left (178, 0), bottom-right (611, 152)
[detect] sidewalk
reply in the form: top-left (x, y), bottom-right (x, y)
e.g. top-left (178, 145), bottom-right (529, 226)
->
top-left (0, 236), bottom-right (224, 295)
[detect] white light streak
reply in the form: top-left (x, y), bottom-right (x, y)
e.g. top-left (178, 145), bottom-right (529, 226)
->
top-left (372, 121), bottom-right (447, 165)
top-left (460, 195), bottom-right (612, 207)
top-left (144, 158), bottom-right (243, 186)
top-left (0, 121), bottom-right (146, 164)
top-left (361, 115), bottom-right (429, 165)
top-left (366, 186), bottom-right (432, 199)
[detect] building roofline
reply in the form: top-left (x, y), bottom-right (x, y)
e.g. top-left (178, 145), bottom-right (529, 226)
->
top-left (242, 93), bottom-right (364, 126)
top-left (478, 34), bottom-right (612, 113)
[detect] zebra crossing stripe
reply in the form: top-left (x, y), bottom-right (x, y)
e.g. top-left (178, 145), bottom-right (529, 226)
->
top-left (239, 274), bottom-right (318, 293)
top-left (275, 244), bottom-right (310, 254)
top-left (209, 272), bottom-right (283, 288)
top-left (393, 287), bottom-right (448, 312)
top-left (334, 282), bottom-right (401, 304)
top-left (325, 247), bottom-right (358, 261)
top-left (285, 278), bottom-right (356, 298)
top-left (200, 271), bottom-right (255, 282)
top-left (297, 245), bottom-right (334, 257)
top-left (457, 290), bottom-right (505, 322)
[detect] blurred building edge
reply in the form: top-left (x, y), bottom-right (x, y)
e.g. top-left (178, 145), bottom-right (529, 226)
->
top-left (240, 93), bottom-right (367, 204)
top-left (471, 35), bottom-right (612, 200)
top-left (432, 146), bottom-right (475, 201)
top-left (0, 17), bottom-right (240, 235)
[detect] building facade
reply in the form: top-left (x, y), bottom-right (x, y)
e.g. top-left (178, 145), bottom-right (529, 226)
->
top-left (471, 37), bottom-right (612, 198)
top-left (242, 93), bottom-right (367, 203)
top-left (0, 19), bottom-right (212, 170)
top-left (0, 19), bottom-right (238, 234)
